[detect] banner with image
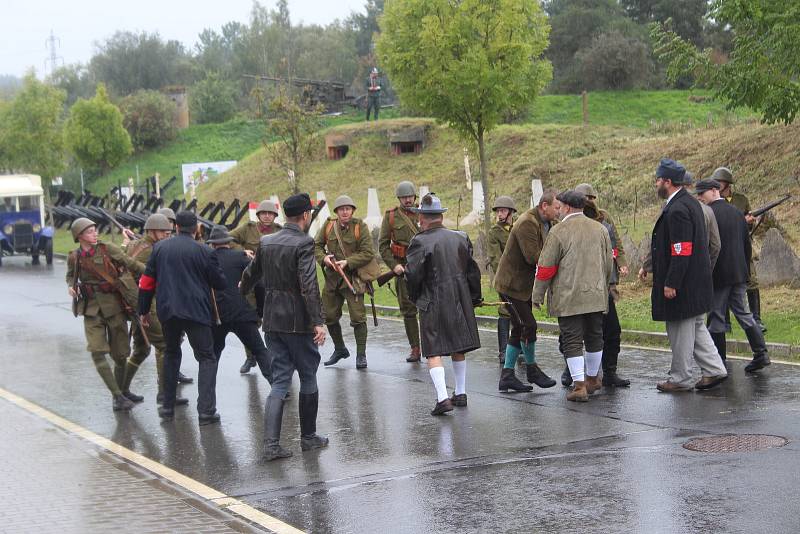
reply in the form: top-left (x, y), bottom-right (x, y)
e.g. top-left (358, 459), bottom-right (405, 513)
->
top-left (181, 161), bottom-right (238, 194)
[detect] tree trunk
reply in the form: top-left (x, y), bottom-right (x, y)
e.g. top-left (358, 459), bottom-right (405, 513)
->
top-left (477, 128), bottom-right (491, 236)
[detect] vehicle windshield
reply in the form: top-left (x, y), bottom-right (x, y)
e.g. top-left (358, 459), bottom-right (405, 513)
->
top-left (0, 197), bottom-right (17, 213)
top-left (18, 195), bottom-right (40, 211)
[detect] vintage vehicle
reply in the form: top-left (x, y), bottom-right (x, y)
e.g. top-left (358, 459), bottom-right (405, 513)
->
top-left (0, 174), bottom-right (53, 266)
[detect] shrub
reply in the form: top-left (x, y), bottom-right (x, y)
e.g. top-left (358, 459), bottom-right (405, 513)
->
top-left (120, 90), bottom-right (178, 151)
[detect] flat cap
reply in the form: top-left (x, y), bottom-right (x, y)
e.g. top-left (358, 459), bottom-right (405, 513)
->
top-left (175, 210), bottom-right (197, 228)
top-left (556, 190), bottom-right (587, 209)
top-left (694, 179), bottom-right (722, 194)
top-left (656, 158), bottom-right (690, 184)
top-left (283, 193), bottom-right (313, 217)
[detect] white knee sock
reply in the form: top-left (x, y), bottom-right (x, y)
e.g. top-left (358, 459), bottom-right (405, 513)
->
top-left (566, 355), bottom-right (585, 382)
top-left (429, 367), bottom-right (449, 402)
top-left (452, 360), bottom-right (466, 395)
top-left (585, 351), bottom-right (603, 377)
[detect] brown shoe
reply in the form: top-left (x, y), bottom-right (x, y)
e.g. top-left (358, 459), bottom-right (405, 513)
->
top-left (585, 375), bottom-right (602, 394)
top-left (450, 393), bottom-right (467, 407)
top-left (694, 375), bottom-right (727, 390)
top-left (566, 381), bottom-right (588, 402)
top-left (406, 346), bottom-right (421, 363)
top-left (431, 398), bottom-right (454, 416)
top-left (656, 381), bottom-right (692, 393)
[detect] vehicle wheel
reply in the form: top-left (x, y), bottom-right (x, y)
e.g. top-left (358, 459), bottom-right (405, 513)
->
top-left (45, 238), bottom-right (53, 265)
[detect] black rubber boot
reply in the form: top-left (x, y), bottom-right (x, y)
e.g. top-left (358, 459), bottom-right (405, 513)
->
top-left (748, 289), bottom-right (767, 333)
top-left (324, 322), bottom-right (350, 366)
top-left (526, 363), bottom-right (556, 388)
top-left (497, 317), bottom-right (510, 365)
top-left (561, 365), bottom-right (573, 387)
top-left (239, 356), bottom-right (256, 374)
top-left (122, 390), bottom-right (144, 403)
top-left (299, 391), bottom-right (329, 452)
top-left (710, 332), bottom-right (727, 363)
top-left (354, 323), bottom-right (368, 369)
top-left (744, 325), bottom-right (770, 373)
top-left (177, 371), bottom-right (194, 384)
top-left (498, 368), bottom-right (533, 393)
top-left (112, 394), bottom-right (135, 411)
top-left (263, 396), bottom-right (293, 461)
top-left (602, 370), bottom-right (631, 387)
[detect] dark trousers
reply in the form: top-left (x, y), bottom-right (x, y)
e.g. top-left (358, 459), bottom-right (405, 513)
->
top-left (500, 294), bottom-right (537, 347)
top-left (162, 318), bottom-right (217, 414)
top-left (558, 312), bottom-right (604, 357)
top-left (265, 332), bottom-right (321, 399)
top-left (601, 295), bottom-right (622, 373)
top-left (212, 321), bottom-right (273, 382)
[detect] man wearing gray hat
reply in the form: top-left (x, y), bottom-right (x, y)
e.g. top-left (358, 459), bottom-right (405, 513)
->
top-left (404, 194), bottom-right (482, 416)
top-left (649, 159), bottom-right (727, 392)
top-left (695, 179), bottom-right (770, 372)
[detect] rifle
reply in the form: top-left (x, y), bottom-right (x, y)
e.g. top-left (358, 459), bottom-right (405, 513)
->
top-left (305, 199), bottom-right (327, 235)
top-left (329, 257), bottom-right (357, 294)
top-left (376, 269), bottom-right (398, 288)
top-left (366, 282), bottom-right (378, 326)
top-left (98, 207), bottom-right (142, 239)
top-left (210, 288), bottom-right (222, 326)
top-left (749, 194), bottom-right (791, 237)
top-left (70, 250), bottom-right (86, 317)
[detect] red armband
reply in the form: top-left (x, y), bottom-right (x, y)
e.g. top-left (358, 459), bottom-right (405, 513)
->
top-left (138, 274), bottom-right (157, 291)
top-left (612, 248), bottom-right (619, 259)
top-left (535, 265), bottom-right (558, 281)
top-left (671, 242), bottom-right (693, 256)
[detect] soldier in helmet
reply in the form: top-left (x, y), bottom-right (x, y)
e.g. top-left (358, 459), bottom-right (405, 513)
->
top-left (123, 213), bottom-right (188, 407)
top-left (486, 195), bottom-right (516, 364)
top-left (157, 208), bottom-right (177, 231)
top-left (230, 199), bottom-right (282, 373)
top-left (711, 167), bottom-right (766, 333)
top-left (315, 195), bottom-right (377, 369)
top-left (378, 181), bottom-right (422, 362)
top-left (66, 218), bottom-right (146, 411)
top-left (366, 67), bottom-right (382, 121)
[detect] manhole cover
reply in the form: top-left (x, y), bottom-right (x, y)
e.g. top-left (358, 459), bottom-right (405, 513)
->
top-left (683, 434), bottom-right (788, 453)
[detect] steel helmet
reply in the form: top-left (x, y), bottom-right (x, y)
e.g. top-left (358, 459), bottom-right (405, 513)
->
top-left (710, 167), bottom-right (734, 184)
top-left (157, 207), bottom-right (176, 222)
top-left (144, 213), bottom-right (173, 231)
top-left (491, 196), bottom-right (517, 212)
top-left (333, 195), bottom-right (357, 211)
top-left (574, 183), bottom-right (597, 198)
top-left (256, 199), bottom-right (279, 216)
top-left (395, 181), bottom-right (416, 198)
top-left (71, 217), bottom-right (96, 242)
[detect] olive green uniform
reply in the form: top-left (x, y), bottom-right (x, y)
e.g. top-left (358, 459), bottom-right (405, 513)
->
top-left (124, 235), bottom-right (166, 396)
top-left (378, 206), bottom-right (420, 348)
top-left (315, 216), bottom-right (375, 356)
top-left (66, 241), bottom-right (144, 395)
top-left (486, 221), bottom-right (513, 319)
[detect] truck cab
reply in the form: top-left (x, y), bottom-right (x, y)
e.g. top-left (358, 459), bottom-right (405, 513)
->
top-left (0, 174), bottom-right (53, 266)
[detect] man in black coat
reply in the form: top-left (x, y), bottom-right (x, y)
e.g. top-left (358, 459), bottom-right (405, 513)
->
top-left (695, 179), bottom-right (770, 372)
top-left (405, 194), bottom-right (482, 416)
top-left (138, 211), bottom-right (228, 424)
top-left (649, 159), bottom-right (727, 392)
top-left (241, 193), bottom-right (328, 461)
top-left (206, 225), bottom-right (274, 382)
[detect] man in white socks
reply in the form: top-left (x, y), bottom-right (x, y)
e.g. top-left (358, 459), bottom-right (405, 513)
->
top-left (532, 190), bottom-right (614, 402)
top-left (404, 194), bottom-right (483, 415)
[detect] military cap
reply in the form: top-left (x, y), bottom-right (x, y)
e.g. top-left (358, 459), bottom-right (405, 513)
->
top-left (694, 179), bottom-right (722, 194)
top-left (574, 183), bottom-right (597, 198)
top-left (556, 190), bottom-right (587, 209)
top-left (256, 199), bottom-right (279, 216)
top-left (710, 167), bottom-right (734, 184)
top-left (333, 195), bottom-right (357, 211)
top-left (157, 207), bottom-right (176, 222)
top-left (144, 213), bottom-right (173, 231)
top-left (411, 193), bottom-right (447, 214)
top-left (71, 217), bottom-right (96, 242)
top-left (206, 225), bottom-right (234, 244)
top-left (175, 210), bottom-right (197, 229)
top-left (284, 193), bottom-right (313, 216)
top-left (492, 196), bottom-right (517, 212)
top-left (395, 181), bottom-right (416, 198)
top-left (656, 158), bottom-right (690, 184)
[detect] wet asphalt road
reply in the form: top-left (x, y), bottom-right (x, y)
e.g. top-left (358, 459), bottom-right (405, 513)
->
top-left (1, 256), bottom-right (799, 533)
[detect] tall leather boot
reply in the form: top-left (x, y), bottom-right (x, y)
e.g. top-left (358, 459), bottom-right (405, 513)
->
top-left (120, 358), bottom-right (144, 403)
top-left (354, 323), bottom-right (368, 369)
top-left (299, 391), bottom-right (329, 451)
top-left (498, 368), bottom-right (533, 393)
top-left (403, 316), bottom-right (421, 362)
top-left (263, 396), bottom-right (292, 461)
top-left (748, 289), bottom-right (767, 333)
top-left (323, 322), bottom-right (350, 366)
top-left (743, 325), bottom-right (770, 373)
top-left (710, 331), bottom-right (727, 363)
top-left (497, 317), bottom-right (510, 364)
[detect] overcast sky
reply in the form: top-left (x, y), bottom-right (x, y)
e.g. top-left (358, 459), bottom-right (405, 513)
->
top-left (0, 0), bottom-right (367, 77)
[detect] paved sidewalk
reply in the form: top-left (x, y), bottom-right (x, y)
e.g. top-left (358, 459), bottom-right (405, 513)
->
top-left (0, 399), bottom-right (262, 534)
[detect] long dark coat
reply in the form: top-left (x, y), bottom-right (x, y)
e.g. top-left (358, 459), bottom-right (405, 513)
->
top-left (709, 198), bottom-right (751, 287)
top-left (650, 188), bottom-right (713, 321)
top-left (212, 247), bottom-right (259, 324)
top-left (404, 223), bottom-right (482, 357)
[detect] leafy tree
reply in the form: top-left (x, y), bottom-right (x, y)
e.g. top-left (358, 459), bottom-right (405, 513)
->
top-left (190, 73), bottom-right (238, 124)
top-left (652, 0), bottom-right (800, 124)
top-left (263, 90), bottom-right (324, 195)
top-left (47, 63), bottom-right (94, 106)
top-left (347, 0), bottom-right (385, 57)
top-left (0, 73), bottom-right (65, 179)
top-left (64, 84), bottom-right (133, 173)
top-left (377, 0), bottom-right (552, 231)
top-left (575, 31), bottom-right (652, 90)
top-left (119, 90), bottom-right (178, 151)
top-left (0, 74), bottom-right (22, 100)
top-left (621, 0), bottom-right (707, 45)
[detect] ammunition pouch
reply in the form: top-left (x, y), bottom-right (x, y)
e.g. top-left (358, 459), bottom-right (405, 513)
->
top-left (390, 242), bottom-right (407, 259)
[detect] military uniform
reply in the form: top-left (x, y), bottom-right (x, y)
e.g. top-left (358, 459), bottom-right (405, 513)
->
top-left (314, 214), bottom-right (376, 367)
top-left (366, 70), bottom-right (381, 121)
top-left (67, 239), bottom-right (144, 405)
top-left (486, 219), bottom-right (513, 361)
top-left (378, 205), bottom-right (420, 358)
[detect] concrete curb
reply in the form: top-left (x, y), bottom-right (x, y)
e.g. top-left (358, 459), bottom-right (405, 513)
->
top-left (372, 304), bottom-right (799, 360)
